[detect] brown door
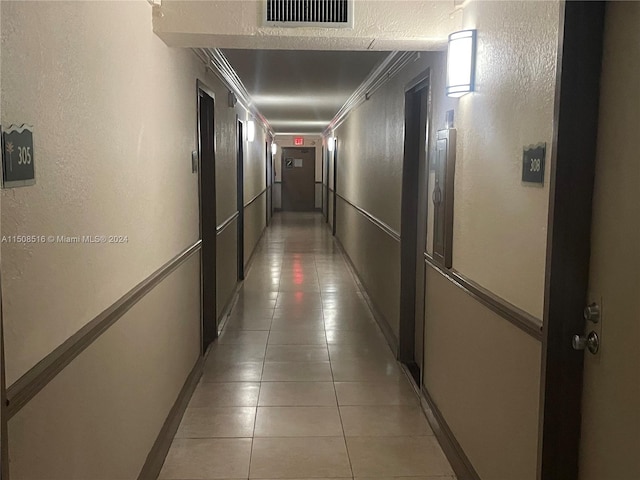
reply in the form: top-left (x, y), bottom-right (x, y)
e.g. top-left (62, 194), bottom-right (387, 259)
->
top-left (281, 147), bottom-right (315, 211)
top-left (399, 74), bottom-right (430, 386)
top-left (198, 83), bottom-right (217, 352)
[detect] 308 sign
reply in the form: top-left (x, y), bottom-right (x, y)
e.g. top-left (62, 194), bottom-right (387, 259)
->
top-left (522, 143), bottom-right (546, 184)
top-left (2, 124), bottom-right (35, 187)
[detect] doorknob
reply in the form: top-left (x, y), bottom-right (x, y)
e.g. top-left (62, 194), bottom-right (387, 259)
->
top-left (572, 331), bottom-right (600, 354)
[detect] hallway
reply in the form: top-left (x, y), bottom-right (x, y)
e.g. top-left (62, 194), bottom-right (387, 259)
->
top-left (159, 213), bottom-right (455, 479)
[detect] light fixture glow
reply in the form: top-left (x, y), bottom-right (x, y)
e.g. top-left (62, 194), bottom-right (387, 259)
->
top-left (446, 29), bottom-right (477, 98)
top-left (247, 120), bottom-right (256, 142)
top-left (271, 142), bottom-right (277, 155)
top-left (327, 137), bottom-right (335, 153)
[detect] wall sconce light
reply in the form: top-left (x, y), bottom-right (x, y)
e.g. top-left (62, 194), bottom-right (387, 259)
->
top-left (446, 29), bottom-right (477, 97)
top-left (327, 136), bottom-right (335, 153)
top-left (247, 120), bottom-right (256, 142)
top-left (271, 142), bottom-right (277, 155)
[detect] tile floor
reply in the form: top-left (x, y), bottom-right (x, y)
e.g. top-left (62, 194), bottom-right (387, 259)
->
top-left (158, 212), bottom-right (456, 480)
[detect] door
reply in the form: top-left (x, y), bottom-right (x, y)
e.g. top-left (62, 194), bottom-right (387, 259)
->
top-left (236, 120), bottom-right (245, 280)
top-left (324, 146), bottom-right (330, 222)
top-left (540, 3), bottom-right (606, 478)
top-left (266, 141), bottom-right (272, 225)
top-left (578, 3), bottom-right (640, 479)
top-left (399, 75), bottom-right (430, 385)
top-left (198, 83), bottom-right (217, 351)
top-left (332, 140), bottom-right (338, 235)
top-left (281, 147), bottom-right (315, 211)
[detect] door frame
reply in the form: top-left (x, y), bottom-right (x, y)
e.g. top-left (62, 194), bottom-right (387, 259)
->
top-left (265, 141), bottom-right (271, 226)
top-left (197, 80), bottom-right (217, 352)
top-left (324, 146), bottom-right (330, 223)
top-left (332, 139), bottom-right (338, 236)
top-left (398, 71), bottom-right (431, 381)
top-left (539, 3), bottom-right (606, 479)
top-left (236, 118), bottom-right (245, 280)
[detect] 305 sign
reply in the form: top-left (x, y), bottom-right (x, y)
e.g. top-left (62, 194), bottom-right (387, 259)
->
top-left (2, 124), bottom-right (36, 188)
top-left (522, 143), bottom-right (546, 184)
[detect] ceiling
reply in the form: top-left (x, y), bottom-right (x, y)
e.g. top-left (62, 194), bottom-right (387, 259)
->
top-left (222, 49), bottom-right (389, 134)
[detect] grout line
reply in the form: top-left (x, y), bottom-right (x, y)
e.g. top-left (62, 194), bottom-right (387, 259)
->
top-left (316, 229), bottom-right (356, 480)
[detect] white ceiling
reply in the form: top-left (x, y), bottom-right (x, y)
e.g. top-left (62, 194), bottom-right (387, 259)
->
top-left (222, 49), bottom-right (389, 134)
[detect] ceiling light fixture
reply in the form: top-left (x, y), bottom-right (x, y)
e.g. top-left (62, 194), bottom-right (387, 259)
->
top-left (446, 29), bottom-right (477, 97)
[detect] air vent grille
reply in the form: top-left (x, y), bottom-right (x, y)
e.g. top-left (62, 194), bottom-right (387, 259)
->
top-left (265, 0), bottom-right (352, 27)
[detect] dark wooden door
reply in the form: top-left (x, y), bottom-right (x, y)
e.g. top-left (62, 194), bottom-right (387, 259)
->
top-left (282, 147), bottom-right (316, 211)
top-left (399, 75), bottom-right (430, 387)
top-left (236, 120), bottom-right (245, 280)
top-left (540, 3), bottom-right (606, 479)
top-left (198, 84), bottom-right (217, 351)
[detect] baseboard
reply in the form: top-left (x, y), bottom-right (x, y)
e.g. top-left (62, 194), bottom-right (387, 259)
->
top-left (333, 236), bottom-right (399, 358)
top-left (420, 385), bottom-right (481, 480)
top-left (137, 355), bottom-right (205, 480)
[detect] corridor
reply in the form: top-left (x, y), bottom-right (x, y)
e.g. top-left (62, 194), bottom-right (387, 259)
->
top-left (158, 213), bottom-right (455, 479)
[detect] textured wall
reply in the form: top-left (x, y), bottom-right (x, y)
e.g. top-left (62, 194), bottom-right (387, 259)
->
top-left (244, 195), bottom-right (267, 269)
top-left (334, 52), bottom-right (450, 335)
top-left (216, 219), bottom-right (238, 319)
top-left (0, 0), bottom-right (207, 385)
top-left (336, 197), bottom-right (400, 341)
top-left (424, 266), bottom-right (541, 480)
top-left (8, 255), bottom-right (201, 480)
top-left (243, 122), bottom-right (267, 204)
top-left (452, 0), bottom-right (560, 318)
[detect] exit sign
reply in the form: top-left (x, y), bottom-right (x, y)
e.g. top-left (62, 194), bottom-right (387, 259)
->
top-left (294, 137), bottom-right (304, 146)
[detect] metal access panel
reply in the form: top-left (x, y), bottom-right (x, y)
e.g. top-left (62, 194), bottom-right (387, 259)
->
top-left (432, 128), bottom-right (456, 269)
top-left (264, 0), bottom-right (354, 28)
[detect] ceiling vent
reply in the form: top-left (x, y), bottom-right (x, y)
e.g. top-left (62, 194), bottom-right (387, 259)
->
top-left (264, 0), bottom-right (353, 28)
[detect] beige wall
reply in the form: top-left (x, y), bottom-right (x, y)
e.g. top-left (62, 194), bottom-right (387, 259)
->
top-left (452, 0), bottom-right (559, 319)
top-left (580, 3), bottom-right (640, 479)
top-left (1, 0), bottom-right (204, 385)
top-left (422, 6), bottom-right (558, 474)
top-left (1, 0), bottom-right (267, 476)
top-left (424, 267), bottom-right (541, 480)
top-left (216, 221), bottom-right (238, 319)
top-left (244, 195), bottom-right (267, 268)
top-left (334, 51), bottom-right (449, 340)
top-left (205, 71), bottom-right (269, 322)
top-left (243, 119), bottom-right (268, 204)
top-left (330, 2), bottom-right (559, 478)
top-left (8, 255), bottom-right (201, 479)
top-left (336, 196), bottom-right (400, 341)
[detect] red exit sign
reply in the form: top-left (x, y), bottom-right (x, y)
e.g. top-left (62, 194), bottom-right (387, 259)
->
top-left (294, 137), bottom-right (304, 146)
